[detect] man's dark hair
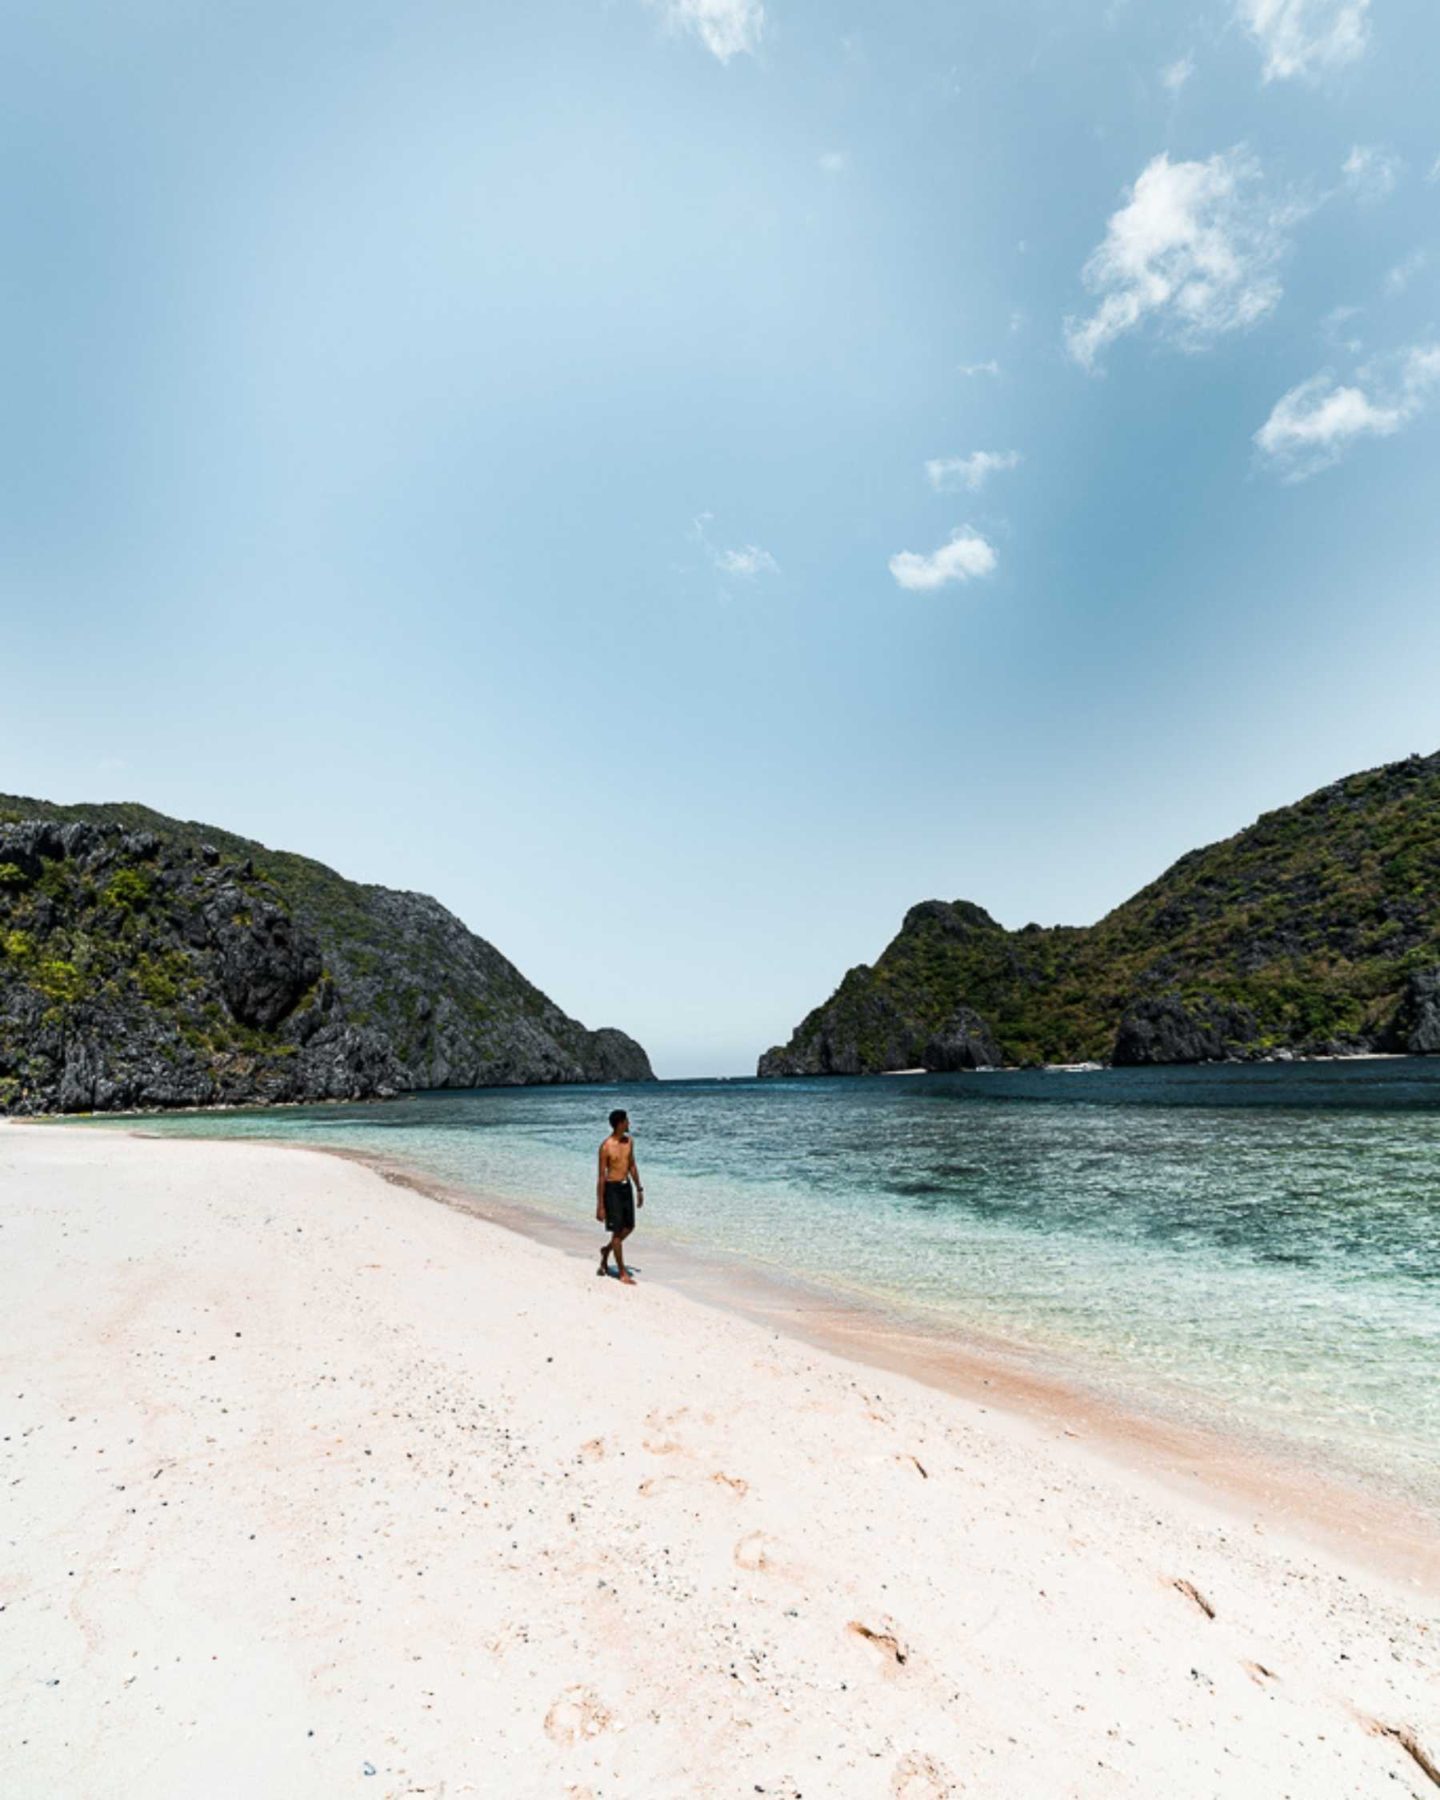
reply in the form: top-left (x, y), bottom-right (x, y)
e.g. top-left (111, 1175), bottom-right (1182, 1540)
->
top-left (609, 1108), bottom-right (628, 1130)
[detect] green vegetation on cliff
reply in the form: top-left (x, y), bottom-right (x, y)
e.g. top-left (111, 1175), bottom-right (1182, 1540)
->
top-left (758, 750), bottom-right (1440, 1075)
top-left (0, 794), bottom-right (653, 1114)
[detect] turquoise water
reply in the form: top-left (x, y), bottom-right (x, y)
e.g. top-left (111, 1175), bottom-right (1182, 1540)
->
top-left (92, 1061), bottom-right (1440, 1511)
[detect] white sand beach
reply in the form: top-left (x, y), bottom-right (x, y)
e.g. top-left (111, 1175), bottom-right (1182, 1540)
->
top-left (2, 1121), bottom-right (1437, 1799)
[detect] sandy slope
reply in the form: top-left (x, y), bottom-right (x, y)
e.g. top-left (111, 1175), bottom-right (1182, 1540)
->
top-left (1, 1121), bottom-right (1436, 1800)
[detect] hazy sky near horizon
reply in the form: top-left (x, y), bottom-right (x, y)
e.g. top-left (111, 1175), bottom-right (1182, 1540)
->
top-left (4, 0), bottom-right (1439, 1076)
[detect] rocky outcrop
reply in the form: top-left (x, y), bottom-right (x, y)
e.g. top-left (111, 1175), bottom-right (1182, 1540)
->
top-left (757, 971), bottom-right (921, 1077)
top-left (757, 747), bottom-right (1440, 1074)
top-left (0, 807), bottom-right (653, 1115)
top-left (1111, 995), bottom-right (1260, 1065)
top-left (923, 1005), bottom-right (1002, 1071)
top-left (1385, 967), bottom-right (1440, 1054)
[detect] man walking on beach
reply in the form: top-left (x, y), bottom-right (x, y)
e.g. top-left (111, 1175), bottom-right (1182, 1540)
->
top-left (597, 1107), bottom-right (643, 1284)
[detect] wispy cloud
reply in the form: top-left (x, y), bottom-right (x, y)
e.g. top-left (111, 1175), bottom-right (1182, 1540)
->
top-left (1254, 342), bottom-right (1440, 478)
top-left (1384, 250), bottom-right (1427, 296)
top-left (715, 544), bottom-right (779, 577)
top-left (1342, 144), bottom-right (1402, 203)
top-left (1236, 0), bottom-right (1370, 83)
top-left (1065, 150), bottom-right (1296, 369)
top-left (958, 359), bottom-right (1001, 378)
top-left (1161, 54), bottom-right (1195, 92)
top-left (1320, 302), bottom-right (1364, 352)
top-left (925, 450), bottom-right (1022, 493)
top-left (692, 513), bottom-right (778, 579)
top-left (646, 0), bottom-right (764, 63)
top-left (888, 528), bottom-right (997, 591)
top-left (818, 151), bottom-right (847, 175)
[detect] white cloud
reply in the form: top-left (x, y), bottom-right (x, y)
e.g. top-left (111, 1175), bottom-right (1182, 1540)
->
top-left (1236, 0), bottom-right (1370, 82)
top-left (1254, 342), bottom-right (1440, 477)
top-left (925, 450), bottom-right (1022, 493)
top-left (1384, 250), bottom-right (1427, 296)
top-left (1428, 155), bottom-right (1440, 186)
top-left (1161, 54), bottom-right (1196, 92)
top-left (1065, 150), bottom-right (1293, 369)
top-left (1342, 144), bottom-right (1402, 202)
top-left (818, 151), bottom-right (847, 175)
top-left (647, 0), bottom-right (763, 62)
top-left (888, 528), bottom-right (997, 592)
top-left (692, 513), bottom-right (777, 579)
top-left (1255, 378), bottom-right (1403, 469)
top-left (958, 358), bottom-right (1001, 377)
top-left (715, 544), bottom-right (779, 577)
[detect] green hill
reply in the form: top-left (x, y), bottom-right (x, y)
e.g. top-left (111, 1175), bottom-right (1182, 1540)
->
top-left (758, 750), bottom-right (1440, 1075)
top-left (0, 794), bottom-right (653, 1114)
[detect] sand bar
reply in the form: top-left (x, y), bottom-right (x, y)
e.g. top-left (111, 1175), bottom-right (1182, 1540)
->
top-left (2, 1121), bottom-right (1437, 1798)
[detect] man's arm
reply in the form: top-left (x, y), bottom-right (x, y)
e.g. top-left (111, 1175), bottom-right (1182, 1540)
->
top-left (596, 1143), bottom-right (606, 1222)
top-left (630, 1142), bottom-right (644, 1207)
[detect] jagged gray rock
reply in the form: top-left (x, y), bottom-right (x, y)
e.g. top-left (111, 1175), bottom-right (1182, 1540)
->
top-left (1111, 995), bottom-right (1261, 1065)
top-left (923, 1005), bottom-right (1002, 1071)
top-left (757, 971), bottom-right (920, 1077)
top-left (1387, 967), bottom-right (1440, 1054)
top-left (0, 808), bottom-right (653, 1115)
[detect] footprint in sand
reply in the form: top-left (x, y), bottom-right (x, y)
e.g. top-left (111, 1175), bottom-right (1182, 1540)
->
top-left (1170, 1577), bottom-right (1216, 1620)
top-left (848, 1618), bottom-right (910, 1668)
top-left (638, 1473), bottom-right (682, 1497)
top-left (543, 1686), bottom-right (613, 1746)
top-left (733, 1530), bottom-right (781, 1572)
top-left (1366, 1718), bottom-right (1440, 1789)
top-left (642, 1406), bottom-right (689, 1455)
top-left (577, 1437), bottom-right (606, 1462)
top-left (891, 1750), bottom-right (954, 1798)
top-left (711, 1471), bottom-right (749, 1495)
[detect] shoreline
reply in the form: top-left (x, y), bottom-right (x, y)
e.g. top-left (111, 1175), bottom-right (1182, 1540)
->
top-left (5, 1119), bottom-right (1439, 1797)
top-left (0, 1040), bottom-right (1433, 1126)
top-left (135, 1126), bottom-right (1440, 1595)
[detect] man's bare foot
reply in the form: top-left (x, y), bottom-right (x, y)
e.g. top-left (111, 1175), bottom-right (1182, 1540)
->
top-left (619, 1271), bottom-right (636, 1286)
top-left (598, 1244), bottom-right (611, 1276)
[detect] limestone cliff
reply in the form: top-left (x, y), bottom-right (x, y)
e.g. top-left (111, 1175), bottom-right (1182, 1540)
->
top-left (0, 797), bottom-right (653, 1113)
top-left (758, 750), bottom-right (1440, 1074)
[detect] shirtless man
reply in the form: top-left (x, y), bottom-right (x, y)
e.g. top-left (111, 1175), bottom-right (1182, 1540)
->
top-left (596, 1107), bottom-right (644, 1284)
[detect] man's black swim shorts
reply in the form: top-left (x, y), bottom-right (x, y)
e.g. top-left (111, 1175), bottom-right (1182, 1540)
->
top-left (603, 1179), bottom-right (635, 1234)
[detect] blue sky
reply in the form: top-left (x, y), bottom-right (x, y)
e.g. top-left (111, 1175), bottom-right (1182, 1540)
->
top-left (3, 0), bottom-right (1438, 1075)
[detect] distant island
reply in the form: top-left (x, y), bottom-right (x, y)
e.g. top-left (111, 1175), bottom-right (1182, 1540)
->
top-left (0, 795), bottom-right (652, 1114)
top-left (759, 749), bottom-right (1440, 1076)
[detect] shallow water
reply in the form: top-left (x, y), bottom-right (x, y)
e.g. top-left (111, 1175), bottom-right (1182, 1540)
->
top-left (87, 1060), bottom-right (1440, 1512)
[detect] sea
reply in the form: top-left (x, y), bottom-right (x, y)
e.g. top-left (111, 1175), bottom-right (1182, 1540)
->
top-left (86, 1059), bottom-right (1440, 1515)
